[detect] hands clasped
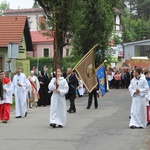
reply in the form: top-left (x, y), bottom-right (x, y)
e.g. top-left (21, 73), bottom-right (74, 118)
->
top-left (134, 88), bottom-right (140, 94)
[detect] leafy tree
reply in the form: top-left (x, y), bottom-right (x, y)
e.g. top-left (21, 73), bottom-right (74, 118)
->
top-left (136, 0), bottom-right (150, 20)
top-left (121, 9), bottom-right (150, 43)
top-left (35, 0), bottom-right (119, 67)
top-left (69, 0), bottom-right (120, 66)
top-left (0, 0), bottom-right (9, 16)
top-left (124, 0), bottom-right (150, 20)
top-left (35, 0), bottom-right (71, 68)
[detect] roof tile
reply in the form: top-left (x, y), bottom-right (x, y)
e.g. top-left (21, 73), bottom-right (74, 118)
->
top-left (31, 31), bottom-right (53, 43)
top-left (0, 16), bottom-right (26, 47)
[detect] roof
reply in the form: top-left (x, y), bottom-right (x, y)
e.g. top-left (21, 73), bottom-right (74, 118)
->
top-left (31, 31), bottom-right (53, 43)
top-left (123, 39), bottom-right (150, 46)
top-left (0, 16), bottom-right (26, 47)
top-left (3, 8), bottom-right (44, 14)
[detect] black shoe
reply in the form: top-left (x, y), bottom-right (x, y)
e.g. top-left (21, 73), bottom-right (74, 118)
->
top-left (67, 110), bottom-right (70, 113)
top-left (2, 120), bottom-right (8, 123)
top-left (67, 109), bottom-right (76, 113)
top-left (130, 125), bottom-right (137, 129)
top-left (52, 124), bottom-right (56, 128)
top-left (50, 123), bottom-right (56, 128)
top-left (58, 125), bottom-right (63, 128)
top-left (25, 112), bottom-right (27, 117)
top-left (86, 107), bottom-right (90, 109)
top-left (138, 126), bottom-right (143, 129)
top-left (70, 110), bottom-right (76, 113)
top-left (95, 106), bottom-right (98, 109)
top-left (15, 116), bottom-right (21, 118)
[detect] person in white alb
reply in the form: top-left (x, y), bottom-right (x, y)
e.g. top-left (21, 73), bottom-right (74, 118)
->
top-left (128, 68), bottom-right (149, 129)
top-left (12, 68), bottom-right (27, 118)
top-left (48, 68), bottom-right (69, 128)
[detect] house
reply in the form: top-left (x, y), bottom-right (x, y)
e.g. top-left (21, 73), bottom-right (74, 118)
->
top-left (113, 7), bottom-right (122, 35)
top-left (123, 39), bottom-right (150, 67)
top-left (0, 16), bottom-right (33, 76)
top-left (30, 31), bottom-right (53, 58)
top-left (3, 8), bottom-right (70, 58)
top-left (3, 8), bottom-right (45, 31)
top-left (30, 31), bottom-right (69, 58)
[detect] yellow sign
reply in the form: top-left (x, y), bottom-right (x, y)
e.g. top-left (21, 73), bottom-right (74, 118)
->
top-left (16, 60), bottom-right (30, 77)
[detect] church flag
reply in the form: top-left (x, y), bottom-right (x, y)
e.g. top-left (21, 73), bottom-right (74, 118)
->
top-left (96, 64), bottom-right (106, 96)
top-left (75, 51), bottom-right (98, 93)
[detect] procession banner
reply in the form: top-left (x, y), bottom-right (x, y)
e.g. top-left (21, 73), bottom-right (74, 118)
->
top-left (75, 51), bottom-right (98, 93)
top-left (96, 64), bottom-right (106, 96)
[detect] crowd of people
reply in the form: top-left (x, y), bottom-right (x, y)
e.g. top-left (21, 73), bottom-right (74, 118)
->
top-left (0, 66), bottom-right (88, 127)
top-left (0, 65), bottom-right (150, 130)
top-left (107, 67), bottom-right (132, 89)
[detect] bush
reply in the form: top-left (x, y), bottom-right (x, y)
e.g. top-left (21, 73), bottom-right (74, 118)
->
top-left (27, 57), bottom-right (53, 74)
top-left (27, 56), bottom-right (81, 74)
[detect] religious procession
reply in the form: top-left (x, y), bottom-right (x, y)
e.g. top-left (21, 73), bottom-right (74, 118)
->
top-left (0, 60), bottom-right (99, 128)
top-left (1, 55), bottom-right (150, 131)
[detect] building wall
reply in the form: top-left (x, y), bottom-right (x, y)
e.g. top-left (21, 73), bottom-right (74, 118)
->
top-left (32, 42), bottom-right (69, 58)
top-left (27, 51), bottom-right (34, 57)
top-left (124, 45), bottom-right (135, 60)
top-left (0, 48), bottom-right (7, 70)
top-left (0, 47), bottom-right (16, 73)
top-left (36, 43), bottom-right (53, 58)
top-left (18, 34), bottom-right (27, 59)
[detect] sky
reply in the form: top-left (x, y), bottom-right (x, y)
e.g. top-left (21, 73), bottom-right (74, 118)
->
top-left (0, 0), bottom-right (34, 9)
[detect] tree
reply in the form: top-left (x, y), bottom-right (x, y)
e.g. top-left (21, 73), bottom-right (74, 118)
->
top-left (124, 0), bottom-right (150, 20)
top-left (35, 0), bottom-right (119, 68)
top-left (69, 0), bottom-right (120, 65)
top-left (121, 10), bottom-right (150, 42)
top-left (0, 0), bottom-right (9, 16)
top-left (35, 0), bottom-right (71, 69)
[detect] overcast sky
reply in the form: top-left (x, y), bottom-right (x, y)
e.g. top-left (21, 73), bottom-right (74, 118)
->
top-left (0, 0), bottom-right (34, 9)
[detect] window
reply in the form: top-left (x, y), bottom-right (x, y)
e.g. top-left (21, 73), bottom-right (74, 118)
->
top-left (43, 48), bottom-right (49, 57)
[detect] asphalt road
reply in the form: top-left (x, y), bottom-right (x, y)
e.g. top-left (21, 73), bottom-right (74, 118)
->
top-left (0, 89), bottom-right (150, 150)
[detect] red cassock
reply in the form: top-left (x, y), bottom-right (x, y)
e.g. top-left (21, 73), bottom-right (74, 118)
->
top-left (147, 106), bottom-right (150, 124)
top-left (0, 78), bottom-right (11, 121)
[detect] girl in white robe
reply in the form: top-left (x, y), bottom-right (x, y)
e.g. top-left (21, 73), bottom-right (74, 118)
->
top-left (48, 69), bottom-right (69, 128)
top-left (129, 68), bottom-right (149, 128)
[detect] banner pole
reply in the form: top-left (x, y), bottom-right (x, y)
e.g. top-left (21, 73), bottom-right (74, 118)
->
top-left (96, 60), bottom-right (107, 71)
